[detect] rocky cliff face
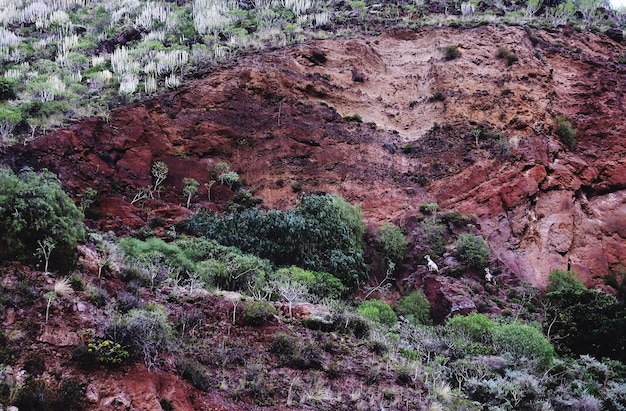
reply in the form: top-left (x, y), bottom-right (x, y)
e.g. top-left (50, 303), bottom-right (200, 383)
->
top-left (9, 24), bottom-right (626, 290)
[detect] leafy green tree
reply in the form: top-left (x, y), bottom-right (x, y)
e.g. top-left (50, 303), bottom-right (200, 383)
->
top-left (546, 287), bottom-right (626, 362)
top-left (395, 290), bottom-right (432, 325)
top-left (376, 222), bottom-right (408, 266)
top-left (218, 171), bottom-right (239, 188)
top-left (455, 233), bottom-right (490, 269)
top-left (358, 299), bottom-right (397, 326)
top-left (0, 168), bottom-right (85, 270)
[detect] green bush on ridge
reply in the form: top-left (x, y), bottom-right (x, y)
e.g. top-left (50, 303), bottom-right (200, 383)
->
top-left (455, 233), bottom-right (490, 269)
top-left (358, 299), bottom-right (397, 326)
top-left (395, 290), bottom-right (432, 326)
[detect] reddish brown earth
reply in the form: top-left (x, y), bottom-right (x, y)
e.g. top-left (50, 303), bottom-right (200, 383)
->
top-left (11, 24), bottom-right (626, 290)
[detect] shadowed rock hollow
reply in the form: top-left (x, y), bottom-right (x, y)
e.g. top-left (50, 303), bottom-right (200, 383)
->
top-left (10, 24), bottom-right (626, 290)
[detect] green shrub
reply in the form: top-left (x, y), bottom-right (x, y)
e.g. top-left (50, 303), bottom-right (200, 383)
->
top-left (0, 106), bottom-right (22, 138)
top-left (176, 236), bottom-right (272, 292)
top-left (0, 78), bottom-right (17, 101)
top-left (0, 168), bottom-right (85, 270)
top-left (492, 322), bottom-right (554, 370)
top-left (444, 44), bottom-right (460, 60)
top-left (160, 398), bottom-right (174, 411)
top-left (496, 47), bottom-right (518, 66)
top-left (358, 299), bottom-right (397, 326)
top-left (334, 313), bottom-right (371, 339)
top-left (395, 290), bottom-right (432, 325)
top-left (270, 333), bottom-right (323, 369)
top-left (243, 300), bottom-right (276, 326)
top-left (440, 210), bottom-right (473, 227)
top-left (87, 286), bottom-right (109, 308)
top-left (376, 222), bottom-right (408, 266)
top-left (115, 303), bottom-right (174, 369)
top-left (547, 269), bottom-right (585, 293)
top-left (118, 237), bottom-right (196, 274)
top-left (447, 313), bottom-right (496, 342)
top-left (367, 339), bottom-right (388, 355)
top-left (455, 233), bottom-right (490, 269)
top-left (291, 340), bottom-right (324, 369)
top-left (344, 113), bottom-right (362, 122)
top-left (269, 332), bottom-right (298, 356)
top-left (56, 379), bottom-right (87, 411)
top-left (555, 116), bottom-right (577, 149)
top-left (420, 219), bottom-right (446, 256)
top-left (12, 378), bottom-right (54, 410)
top-left (275, 266), bottom-right (345, 300)
top-left (177, 357), bottom-right (211, 391)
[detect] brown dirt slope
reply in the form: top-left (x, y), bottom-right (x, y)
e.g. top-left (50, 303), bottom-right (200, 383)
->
top-left (8, 24), bottom-right (626, 289)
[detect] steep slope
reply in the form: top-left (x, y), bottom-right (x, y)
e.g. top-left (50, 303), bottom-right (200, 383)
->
top-left (8, 24), bottom-right (626, 289)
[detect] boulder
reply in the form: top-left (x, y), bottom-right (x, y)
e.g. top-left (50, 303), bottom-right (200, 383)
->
top-left (423, 275), bottom-right (477, 323)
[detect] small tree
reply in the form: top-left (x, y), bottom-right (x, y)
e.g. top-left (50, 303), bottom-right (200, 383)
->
top-left (44, 291), bottom-right (56, 324)
top-left (420, 202), bottom-right (440, 222)
top-left (0, 106), bottom-right (22, 142)
top-left (364, 261), bottom-right (395, 299)
top-left (36, 237), bottom-right (56, 275)
top-left (182, 177), bottom-right (198, 208)
top-left (151, 161), bottom-right (168, 192)
top-left (44, 278), bottom-right (73, 323)
top-left (204, 180), bottom-right (216, 201)
top-left (218, 171), bottom-right (239, 188)
top-left (215, 161), bottom-right (230, 173)
top-left (116, 304), bottom-right (174, 370)
top-left (79, 188), bottom-right (97, 213)
top-left (274, 276), bottom-right (310, 319)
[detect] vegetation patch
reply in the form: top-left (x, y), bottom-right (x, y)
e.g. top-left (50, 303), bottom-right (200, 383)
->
top-left (555, 115), bottom-right (577, 149)
top-left (496, 47), bottom-right (518, 66)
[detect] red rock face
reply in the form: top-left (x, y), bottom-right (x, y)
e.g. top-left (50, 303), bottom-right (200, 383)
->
top-left (8, 25), bottom-right (626, 290)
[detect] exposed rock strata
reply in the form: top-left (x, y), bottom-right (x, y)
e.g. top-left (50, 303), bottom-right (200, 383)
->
top-left (8, 25), bottom-right (626, 290)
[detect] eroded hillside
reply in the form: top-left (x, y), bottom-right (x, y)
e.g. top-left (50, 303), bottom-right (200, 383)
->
top-left (8, 24), bottom-right (626, 290)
